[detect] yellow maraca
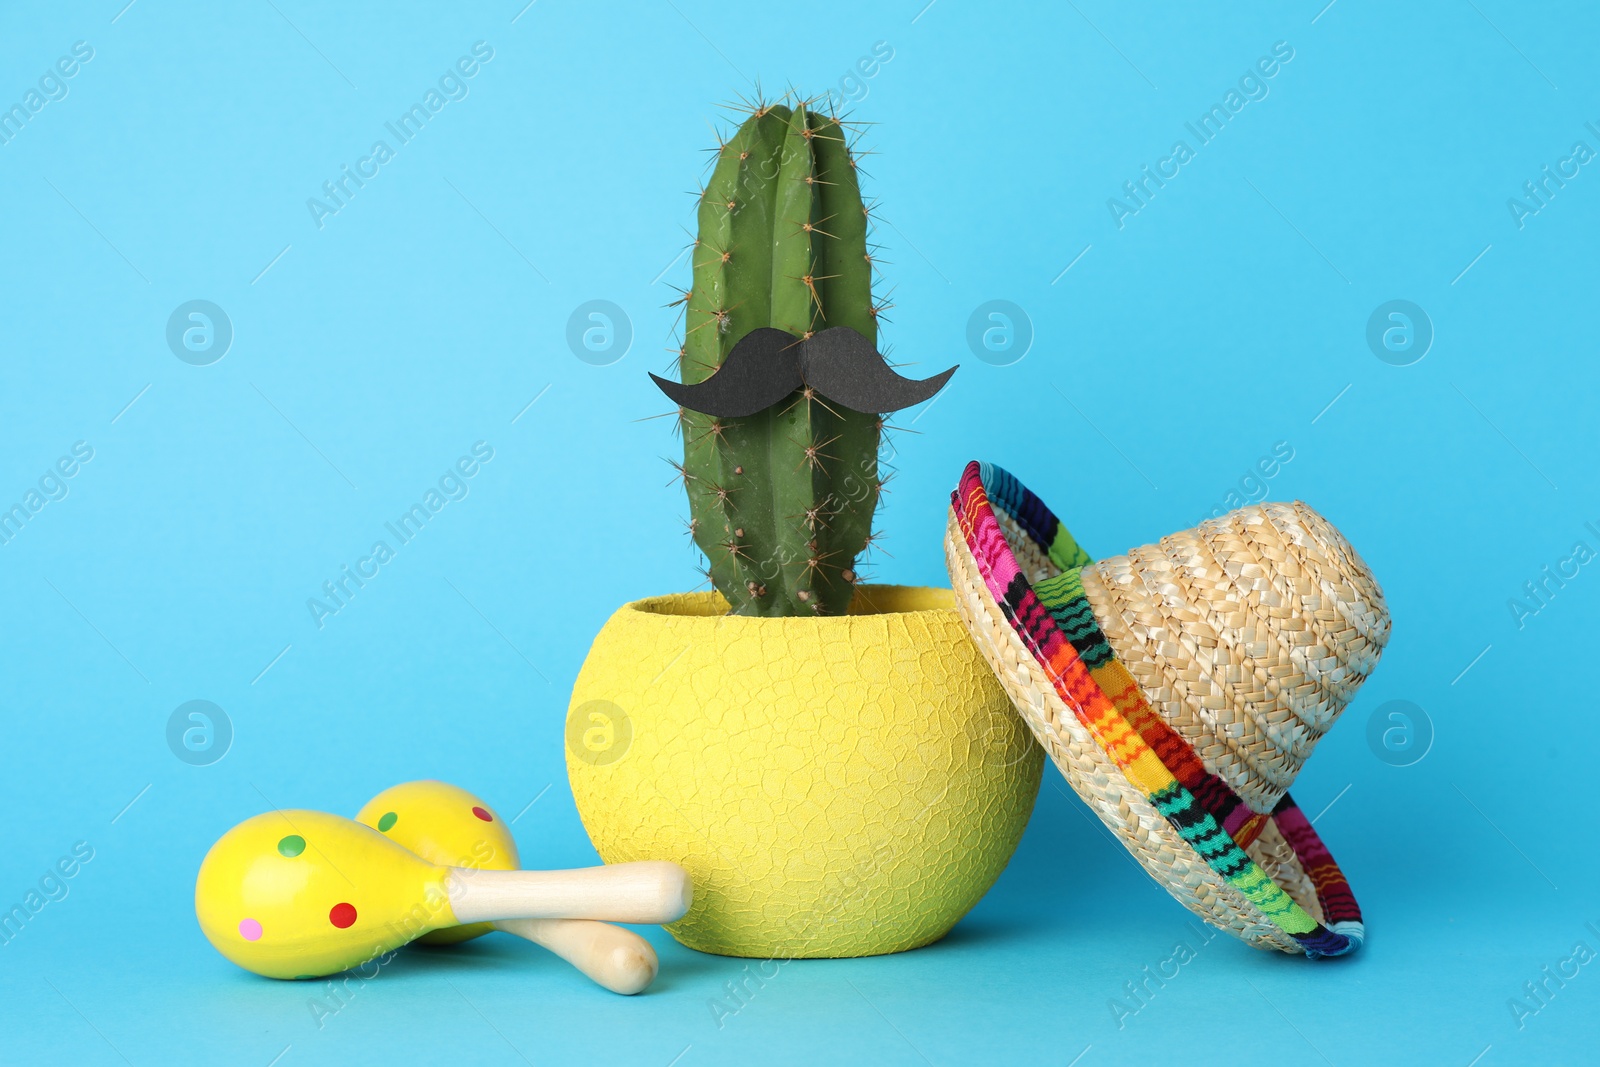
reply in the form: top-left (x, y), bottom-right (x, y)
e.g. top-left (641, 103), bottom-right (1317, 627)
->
top-left (194, 809), bottom-right (690, 980)
top-left (355, 781), bottom-right (659, 994)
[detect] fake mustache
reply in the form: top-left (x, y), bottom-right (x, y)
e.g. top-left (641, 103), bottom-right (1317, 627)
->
top-left (650, 327), bottom-right (957, 418)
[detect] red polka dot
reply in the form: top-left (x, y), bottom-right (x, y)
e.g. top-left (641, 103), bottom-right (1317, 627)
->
top-left (328, 902), bottom-right (357, 929)
top-left (471, 806), bottom-right (493, 822)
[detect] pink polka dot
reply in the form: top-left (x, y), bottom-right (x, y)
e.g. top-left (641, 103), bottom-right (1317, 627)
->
top-left (471, 806), bottom-right (493, 822)
top-left (238, 918), bottom-right (262, 941)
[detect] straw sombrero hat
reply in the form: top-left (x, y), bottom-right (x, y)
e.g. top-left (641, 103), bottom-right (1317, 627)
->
top-left (945, 461), bottom-right (1389, 957)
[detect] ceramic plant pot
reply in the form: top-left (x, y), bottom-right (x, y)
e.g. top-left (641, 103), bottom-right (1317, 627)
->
top-left (565, 585), bottom-right (1043, 958)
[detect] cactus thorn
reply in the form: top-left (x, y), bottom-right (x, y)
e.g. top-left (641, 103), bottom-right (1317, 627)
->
top-left (791, 214), bottom-right (838, 240)
top-left (800, 272), bottom-right (823, 311)
top-left (688, 419), bottom-right (727, 448)
top-left (791, 270), bottom-right (837, 315)
top-left (794, 502), bottom-right (833, 531)
top-left (685, 308), bottom-right (727, 337)
top-left (632, 407), bottom-right (683, 425)
top-left (780, 384), bottom-right (813, 418)
top-left (796, 433), bottom-right (840, 473)
top-left (798, 546), bottom-right (841, 581)
top-left (802, 386), bottom-right (844, 419)
top-left (691, 247), bottom-right (727, 272)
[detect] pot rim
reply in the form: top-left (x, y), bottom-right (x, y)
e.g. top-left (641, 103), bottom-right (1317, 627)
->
top-left (621, 584), bottom-right (957, 622)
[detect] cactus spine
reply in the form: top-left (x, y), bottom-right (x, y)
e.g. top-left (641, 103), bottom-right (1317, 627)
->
top-left (677, 99), bottom-right (881, 617)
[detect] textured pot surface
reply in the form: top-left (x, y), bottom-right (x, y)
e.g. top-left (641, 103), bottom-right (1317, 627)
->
top-left (566, 585), bottom-right (1043, 958)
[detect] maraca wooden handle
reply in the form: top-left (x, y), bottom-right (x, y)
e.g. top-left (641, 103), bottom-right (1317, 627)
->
top-left (447, 861), bottom-right (692, 925)
top-left (492, 918), bottom-right (659, 995)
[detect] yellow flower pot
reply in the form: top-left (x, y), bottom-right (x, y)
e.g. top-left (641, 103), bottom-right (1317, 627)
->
top-left (565, 585), bottom-right (1043, 958)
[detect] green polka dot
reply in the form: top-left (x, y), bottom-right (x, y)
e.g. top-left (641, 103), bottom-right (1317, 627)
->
top-left (377, 812), bottom-right (397, 833)
top-left (277, 835), bottom-right (305, 857)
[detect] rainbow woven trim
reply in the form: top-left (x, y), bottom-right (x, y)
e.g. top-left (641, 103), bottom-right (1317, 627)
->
top-left (953, 460), bottom-right (1364, 959)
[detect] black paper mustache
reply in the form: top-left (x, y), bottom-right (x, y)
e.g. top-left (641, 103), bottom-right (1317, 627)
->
top-left (650, 327), bottom-right (957, 418)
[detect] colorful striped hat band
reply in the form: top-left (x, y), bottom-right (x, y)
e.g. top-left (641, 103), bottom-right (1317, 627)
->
top-left (947, 461), bottom-right (1386, 958)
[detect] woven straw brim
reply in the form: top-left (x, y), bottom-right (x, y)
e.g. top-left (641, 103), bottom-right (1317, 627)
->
top-left (946, 511), bottom-right (1320, 953)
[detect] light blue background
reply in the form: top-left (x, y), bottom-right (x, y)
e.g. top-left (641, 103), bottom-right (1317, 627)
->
top-left (2, 1), bottom-right (1596, 1063)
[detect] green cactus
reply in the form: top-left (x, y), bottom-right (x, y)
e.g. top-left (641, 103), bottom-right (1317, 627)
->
top-left (674, 98), bottom-right (883, 617)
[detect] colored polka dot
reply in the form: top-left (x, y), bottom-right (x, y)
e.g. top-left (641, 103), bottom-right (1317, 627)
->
top-left (377, 812), bottom-right (397, 832)
top-left (238, 918), bottom-right (262, 941)
top-left (471, 806), bottom-right (493, 822)
top-left (277, 835), bottom-right (306, 857)
top-left (329, 902), bottom-right (357, 929)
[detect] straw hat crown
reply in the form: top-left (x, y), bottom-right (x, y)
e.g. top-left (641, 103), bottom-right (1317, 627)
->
top-left (1070, 501), bottom-right (1390, 813)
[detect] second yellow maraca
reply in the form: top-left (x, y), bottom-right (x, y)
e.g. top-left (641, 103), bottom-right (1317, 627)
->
top-left (354, 781), bottom-right (661, 994)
